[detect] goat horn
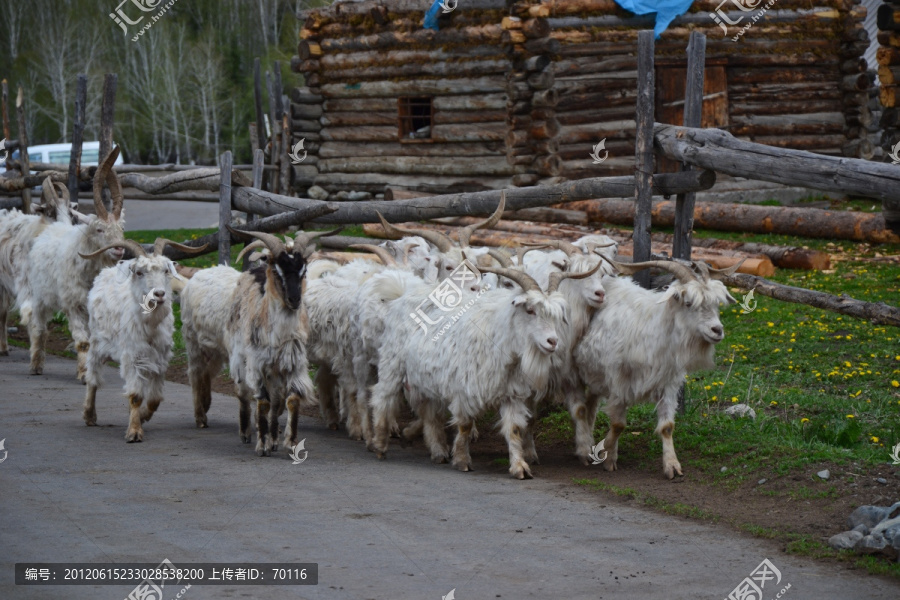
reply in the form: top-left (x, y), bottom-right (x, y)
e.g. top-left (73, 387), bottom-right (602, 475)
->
top-left (613, 259), bottom-right (697, 285)
top-left (516, 245), bottom-right (547, 265)
top-left (349, 243), bottom-right (398, 267)
top-left (91, 149), bottom-right (119, 221)
top-left (527, 239), bottom-right (581, 257)
top-left (586, 246), bottom-right (619, 273)
top-left (376, 211), bottom-right (454, 253)
top-left (106, 147), bottom-right (125, 220)
top-left (294, 227), bottom-right (344, 253)
top-left (691, 261), bottom-right (711, 282)
top-left (227, 226), bottom-right (286, 257)
top-left (152, 238), bottom-right (209, 256)
top-left (458, 190), bottom-right (506, 249)
top-left (478, 265), bottom-right (542, 294)
top-left (235, 240), bottom-right (267, 265)
top-left (78, 239), bottom-right (145, 260)
top-left (486, 248), bottom-right (514, 268)
top-left (547, 261), bottom-right (602, 293)
top-left (706, 259), bottom-right (746, 280)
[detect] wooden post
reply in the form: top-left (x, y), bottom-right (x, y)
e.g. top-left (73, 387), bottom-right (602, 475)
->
top-left (673, 31), bottom-right (706, 261)
top-left (68, 74), bottom-right (88, 204)
top-left (632, 30), bottom-right (655, 289)
top-left (253, 58), bottom-right (267, 189)
top-left (1, 80), bottom-right (9, 142)
top-left (218, 151), bottom-right (233, 266)
top-left (281, 113), bottom-right (291, 195)
top-left (99, 73), bottom-right (118, 213)
top-left (15, 87), bottom-right (31, 214)
top-left (674, 31), bottom-right (706, 415)
top-left (266, 68), bottom-right (280, 195)
top-left (243, 148), bottom-right (265, 271)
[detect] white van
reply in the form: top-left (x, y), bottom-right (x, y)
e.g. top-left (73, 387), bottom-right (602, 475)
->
top-left (3, 141), bottom-right (124, 173)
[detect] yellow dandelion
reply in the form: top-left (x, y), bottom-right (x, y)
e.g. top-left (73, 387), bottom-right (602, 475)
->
top-left (846, 414), bottom-right (855, 419)
top-left (770, 401), bottom-right (778, 406)
top-left (801, 418), bottom-right (809, 423)
top-left (871, 436), bottom-right (879, 443)
top-left (731, 397), bottom-right (739, 403)
top-left (892, 381), bottom-right (899, 388)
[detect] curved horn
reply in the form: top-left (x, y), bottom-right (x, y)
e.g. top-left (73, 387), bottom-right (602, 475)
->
top-left (612, 259), bottom-right (697, 285)
top-left (91, 149), bottom-right (117, 221)
top-left (376, 211), bottom-right (454, 253)
top-left (516, 245), bottom-right (547, 266)
top-left (547, 261), bottom-right (602, 293)
top-left (152, 238), bottom-right (209, 256)
top-left (235, 240), bottom-right (267, 265)
top-left (78, 239), bottom-right (146, 260)
top-left (293, 227), bottom-right (344, 254)
top-left (227, 226), bottom-right (286, 257)
top-left (105, 147), bottom-right (125, 220)
top-left (349, 243), bottom-right (398, 266)
top-left (691, 261), bottom-right (711, 282)
top-left (486, 248), bottom-right (514, 268)
top-left (527, 239), bottom-right (581, 257)
top-left (478, 265), bottom-right (542, 294)
top-left (706, 259), bottom-right (746, 280)
top-left (458, 190), bottom-right (506, 249)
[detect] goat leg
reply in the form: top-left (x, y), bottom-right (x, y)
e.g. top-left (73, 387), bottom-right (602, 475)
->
top-left (499, 402), bottom-right (533, 480)
top-left (125, 394), bottom-right (144, 443)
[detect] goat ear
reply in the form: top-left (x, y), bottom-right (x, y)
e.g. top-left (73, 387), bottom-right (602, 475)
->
top-left (512, 296), bottom-right (526, 307)
top-left (725, 292), bottom-right (738, 305)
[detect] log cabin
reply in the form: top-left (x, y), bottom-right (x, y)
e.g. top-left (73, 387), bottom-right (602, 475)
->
top-left (290, 0), bottom-right (874, 199)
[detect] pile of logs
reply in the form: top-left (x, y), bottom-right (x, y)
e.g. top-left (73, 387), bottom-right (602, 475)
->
top-left (878, 2), bottom-right (900, 160)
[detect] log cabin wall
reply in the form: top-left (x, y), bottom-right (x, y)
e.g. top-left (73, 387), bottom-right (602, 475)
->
top-left (876, 0), bottom-right (900, 159)
top-left (292, 0), bottom-right (871, 197)
top-left (291, 0), bottom-right (515, 197)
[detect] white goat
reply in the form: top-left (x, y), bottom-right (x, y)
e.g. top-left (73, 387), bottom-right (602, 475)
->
top-left (81, 238), bottom-right (206, 442)
top-left (0, 179), bottom-right (78, 355)
top-left (17, 150), bottom-right (127, 378)
top-left (368, 264), bottom-right (597, 479)
top-left (574, 259), bottom-right (740, 479)
top-left (181, 228), bottom-right (330, 456)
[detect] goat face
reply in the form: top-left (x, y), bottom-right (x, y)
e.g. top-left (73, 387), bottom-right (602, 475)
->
top-left (271, 250), bottom-right (307, 310)
top-left (125, 256), bottom-right (176, 314)
top-left (86, 216), bottom-right (126, 262)
top-left (566, 254), bottom-right (610, 308)
top-left (668, 279), bottom-right (736, 345)
top-left (512, 290), bottom-right (568, 355)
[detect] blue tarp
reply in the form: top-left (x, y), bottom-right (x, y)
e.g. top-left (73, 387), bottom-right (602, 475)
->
top-left (613, 0), bottom-right (694, 37)
top-left (424, 0), bottom-right (443, 30)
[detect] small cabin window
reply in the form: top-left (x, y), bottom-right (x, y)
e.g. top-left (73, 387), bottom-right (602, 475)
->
top-left (398, 96), bottom-right (433, 142)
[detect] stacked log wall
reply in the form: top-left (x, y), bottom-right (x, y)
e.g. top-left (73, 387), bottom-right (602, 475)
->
top-left (877, 0), bottom-right (900, 159)
top-left (290, 0), bottom-right (514, 196)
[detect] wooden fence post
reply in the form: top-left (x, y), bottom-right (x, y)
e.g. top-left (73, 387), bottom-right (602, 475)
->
top-left (1, 80), bottom-right (9, 142)
top-left (243, 148), bottom-right (265, 271)
top-left (218, 151), bottom-right (233, 265)
top-left (673, 31), bottom-right (706, 261)
top-left (68, 74), bottom-right (88, 204)
top-left (632, 30), bottom-right (655, 289)
top-left (15, 86), bottom-right (31, 214)
top-left (253, 58), bottom-right (267, 190)
top-left (99, 73), bottom-right (118, 213)
top-left (674, 31), bottom-right (706, 415)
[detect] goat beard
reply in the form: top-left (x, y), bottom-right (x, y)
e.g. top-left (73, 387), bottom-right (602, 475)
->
top-left (684, 336), bottom-right (717, 372)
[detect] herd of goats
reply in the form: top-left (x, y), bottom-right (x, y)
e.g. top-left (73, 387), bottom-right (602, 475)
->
top-left (0, 149), bottom-right (742, 480)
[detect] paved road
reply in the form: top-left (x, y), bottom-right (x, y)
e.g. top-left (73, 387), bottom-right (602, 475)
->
top-left (78, 199), bottom-right (220, 231)
top-left (1, 352), bottom-right (897, 600)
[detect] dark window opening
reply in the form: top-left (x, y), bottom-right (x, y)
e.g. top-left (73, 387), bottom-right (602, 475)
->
top-left (398, 96), bottom-right (433, 142)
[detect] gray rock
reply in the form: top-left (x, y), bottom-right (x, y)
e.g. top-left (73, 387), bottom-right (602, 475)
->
top-left (852, 524), bottom-right (869, 535)
top-left (876, 477), bottom-right (888, 485)
top-left (758, 478), bottom-right (767, 485)
top-left (854, 532), bottom-right (888, 553)
top-left (848, 502), bottom-right (900, 531)
top-left (720, 466), bottom-right (728, 473)
top-left (347, 191), bottom-right (372, 201)
top-left (724, 404), bottom-right (756, 419)
top-left (306, 185), bottom-right (329, 201)
top-left (828, 530), bottom-right (864, 550)
top-left (871, 516), bottom-right (900, 541)
top-left (7, 327), bottom-right (16, 334)
top-left (817, 469), bottom-right (830, 480)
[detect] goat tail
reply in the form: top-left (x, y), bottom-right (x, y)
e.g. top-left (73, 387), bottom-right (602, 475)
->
top-left (307, 259), bottom-right (342, 281)
top-left (369, 271), bottom-right (409, 303)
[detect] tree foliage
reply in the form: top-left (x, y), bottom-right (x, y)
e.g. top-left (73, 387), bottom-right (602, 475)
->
top-left (0, 0), bottom-right (325, 164)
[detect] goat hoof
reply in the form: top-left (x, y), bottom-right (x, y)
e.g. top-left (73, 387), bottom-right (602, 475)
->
top-left (196, 421), bottom-right (209, 429)
top-left (30, 368), bottom-right (42, 376)
top-left (240, 435), bottom-right (251, 444)
top-left (256, 447), bottom-right (269, 457)
top-left (603, 460), bottom-right (617, 472)
top-left (84, 417), bottom-right (97, 427)
top-left (453, 461), bottom-right (472, 472)
top-left (375, 452), bottom-right (386, 460)
top-left (431, 454), bottom-right (449, 464)
top-left (125, 432), bottom-right (143, 443)
top-left (327, 423), bottom-right (339, 431)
